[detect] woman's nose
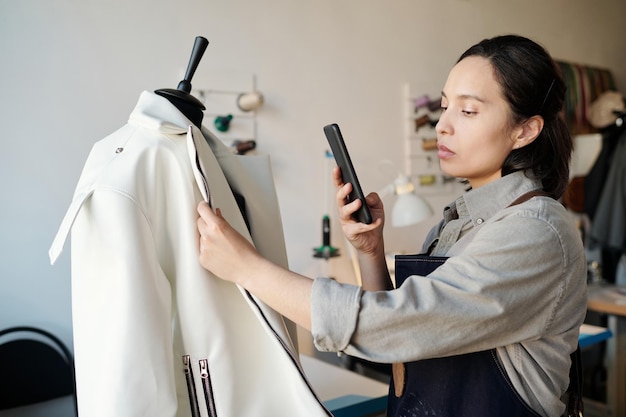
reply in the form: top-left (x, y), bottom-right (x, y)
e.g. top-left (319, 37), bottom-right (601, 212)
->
top-left (435, 111), bottom-right (450, 136)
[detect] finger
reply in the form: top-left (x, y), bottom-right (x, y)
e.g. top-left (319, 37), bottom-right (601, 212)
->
top-left (336, 198), bottom-right (363, 225)
top-left (365, 192), bottom-right (383, 209)
top-left (335, 182), bottom-right (352, 207)
top-left (344, 197), bottom-right (363, 216)
top-left (197, 201), bottom-right (215, 220)
top-left (332, 166), bottom-right (344, 188)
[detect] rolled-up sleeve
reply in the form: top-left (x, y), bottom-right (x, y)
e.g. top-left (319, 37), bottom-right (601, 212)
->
top-left (311, 278), bottom-right (362, 352)
top-left (309, 199), bottom-right (585, 364)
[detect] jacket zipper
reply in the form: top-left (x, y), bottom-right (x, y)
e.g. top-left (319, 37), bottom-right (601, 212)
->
top-left (182, 355), bottom-right (201, 417)
top-left (243, 290), bottom-right (332, 415)
top-left (199, 359), bottom-right (218, 417)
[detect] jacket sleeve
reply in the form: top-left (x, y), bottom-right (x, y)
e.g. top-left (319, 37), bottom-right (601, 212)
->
top-left (71, 189), bottom-right (178, 417)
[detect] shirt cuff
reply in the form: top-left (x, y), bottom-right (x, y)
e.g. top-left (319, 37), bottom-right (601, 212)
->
top-left (310, 277), bottom-right (362, 353)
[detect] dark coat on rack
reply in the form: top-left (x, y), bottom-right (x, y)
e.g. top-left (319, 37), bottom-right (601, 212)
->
top-left (587, 127), bottom-right (626, 254)
top-left (585, 126), bottom-right (624, 220)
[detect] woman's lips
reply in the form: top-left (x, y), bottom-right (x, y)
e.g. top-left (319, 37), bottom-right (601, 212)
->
top-left (437, 144), bottom-right (455, 159)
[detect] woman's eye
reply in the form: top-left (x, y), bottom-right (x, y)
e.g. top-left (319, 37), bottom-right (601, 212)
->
top-left (462, 110), bottom-right (477, 116)
top-left (441, 106), bottom-right (448, 112)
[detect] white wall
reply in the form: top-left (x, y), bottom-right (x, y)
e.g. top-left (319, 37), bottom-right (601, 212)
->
top-left (1, 0), bottom-right (625, 351)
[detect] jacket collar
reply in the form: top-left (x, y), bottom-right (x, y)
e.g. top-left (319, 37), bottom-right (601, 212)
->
top-left (128, 91), bottom-right (195, 134)
top-left (127, 91), bottom-right (232, 158)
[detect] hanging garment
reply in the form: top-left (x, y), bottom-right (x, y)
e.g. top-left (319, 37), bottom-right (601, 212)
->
top-left (584, 126), bottom-right (624, 220)
top-left (49, 91), bottom-right (331, 417)
top-left (588, 129), bottom-right (626, 254)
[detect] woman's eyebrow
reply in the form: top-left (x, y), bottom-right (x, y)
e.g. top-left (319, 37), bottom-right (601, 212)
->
top-left (442, 91), bottom-right (486, 103)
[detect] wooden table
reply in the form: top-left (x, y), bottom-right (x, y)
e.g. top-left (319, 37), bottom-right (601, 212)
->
top-left (580, 323), bottom-right (612, 349)
top-left (300, 354), bottom-right (388, 416)
top-left (587, 284), bottom-right (626, 417)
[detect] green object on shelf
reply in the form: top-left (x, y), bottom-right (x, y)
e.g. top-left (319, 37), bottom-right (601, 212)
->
top-left (214, 114), bottom-right (233, 132)
top-left (313, 244), bottom-right (340, 259)
top-left (313, 215), bottom-right (340, 259)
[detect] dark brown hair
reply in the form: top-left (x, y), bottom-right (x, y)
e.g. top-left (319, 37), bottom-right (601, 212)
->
top-left (458, 34), bottom-right (572, 199)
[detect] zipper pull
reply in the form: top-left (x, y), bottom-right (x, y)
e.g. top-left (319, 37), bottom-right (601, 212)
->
top-left (199, 359), bottom-right (218, 417)
top-left (183, 355), bottom-right (192, 374)
top-left (182, 355), bottom-right (201, 417)
top-left (199, 358), bottom-right (208, 378)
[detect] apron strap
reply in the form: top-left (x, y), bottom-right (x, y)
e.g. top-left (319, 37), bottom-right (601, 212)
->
top-left (507, 189), bottom-right (550, 207)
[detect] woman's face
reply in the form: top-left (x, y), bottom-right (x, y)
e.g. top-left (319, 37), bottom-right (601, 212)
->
top-left (436, 56), bottom-right (518, 189)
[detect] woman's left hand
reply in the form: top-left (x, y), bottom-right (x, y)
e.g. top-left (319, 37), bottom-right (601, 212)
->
top-left (197, 201), bottom-right (314, 329)
top-left (332, 166), bottom-right (385, 257)
top-left (197, 201), bottom-right (261, 284)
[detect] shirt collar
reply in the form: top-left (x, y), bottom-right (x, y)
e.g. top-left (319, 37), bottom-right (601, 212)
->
top-left (445, 171), bottom-right (543, 225)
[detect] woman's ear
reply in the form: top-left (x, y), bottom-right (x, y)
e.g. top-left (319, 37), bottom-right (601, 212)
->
top-left (513, 116), bottom-right (544, 149)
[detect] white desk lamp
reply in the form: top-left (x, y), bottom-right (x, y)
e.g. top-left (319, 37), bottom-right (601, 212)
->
top-left (347, 173), bottom-right (432, 286)
top-left (379, 174), bottom-right (433, 227)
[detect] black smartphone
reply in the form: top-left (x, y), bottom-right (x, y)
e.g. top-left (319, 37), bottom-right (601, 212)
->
top-left (323, 123), bottom-right (373, 224)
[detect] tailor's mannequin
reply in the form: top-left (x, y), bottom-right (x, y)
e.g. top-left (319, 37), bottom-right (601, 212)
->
top-left (155, 36), bottom-right (208, 129)
top-left (156, 36), bottom-right (251, 224)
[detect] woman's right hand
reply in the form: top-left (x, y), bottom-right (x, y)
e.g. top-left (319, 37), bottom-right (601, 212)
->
top-left (333, 166), bottom-right (385, 257)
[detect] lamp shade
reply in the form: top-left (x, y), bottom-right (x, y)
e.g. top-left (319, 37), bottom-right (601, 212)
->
top-left (391, 191), bottom-right (433, 228)
top-left (377, 173), bottom-right (433, 228)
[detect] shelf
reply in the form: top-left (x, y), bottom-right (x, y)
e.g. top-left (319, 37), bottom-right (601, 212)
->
top-left (403, 83), bottom-right (464, 195)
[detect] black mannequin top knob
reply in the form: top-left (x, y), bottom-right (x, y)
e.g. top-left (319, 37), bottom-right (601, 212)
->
top-left (155, 36), bottom-right (209, 128)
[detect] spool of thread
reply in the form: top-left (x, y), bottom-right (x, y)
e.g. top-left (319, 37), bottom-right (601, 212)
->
top-left (413, 94), bottom-right (430, 111)
top-left (237, 92), bottom-right (264, 112)
top-left (422, 137), bottom-right (438, 151)
top-left (414, 114), bottom-right (430, 130)
top-left (428, 96), bottom-right (442, 112)
top-left (419, 174), bottom-right (437, 186)
top-left (214, 114), bottom-right (233, 132)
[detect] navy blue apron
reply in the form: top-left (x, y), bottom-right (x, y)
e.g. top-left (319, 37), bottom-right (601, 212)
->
top-left (387, 254), bottom-right (542, 417)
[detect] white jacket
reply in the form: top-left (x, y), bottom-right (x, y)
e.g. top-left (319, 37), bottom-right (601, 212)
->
top-left (50, 91), bottom-right (330, 417)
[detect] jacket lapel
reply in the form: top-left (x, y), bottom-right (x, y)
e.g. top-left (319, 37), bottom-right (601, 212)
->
top-left (192, 125), bottom-right (299, 354)
top-left (187, 126), bottom-right (253, 242)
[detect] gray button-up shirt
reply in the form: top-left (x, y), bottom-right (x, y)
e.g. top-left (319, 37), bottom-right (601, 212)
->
top-left (311, 171), bottom-right (587, 417)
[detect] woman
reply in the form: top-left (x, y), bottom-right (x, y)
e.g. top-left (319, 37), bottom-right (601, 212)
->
top-left (197, 35), bottom-right (587, 417)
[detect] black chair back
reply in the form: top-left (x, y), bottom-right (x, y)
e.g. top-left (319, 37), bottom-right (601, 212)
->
top-left (0, 326), bottom-right (77, 414)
